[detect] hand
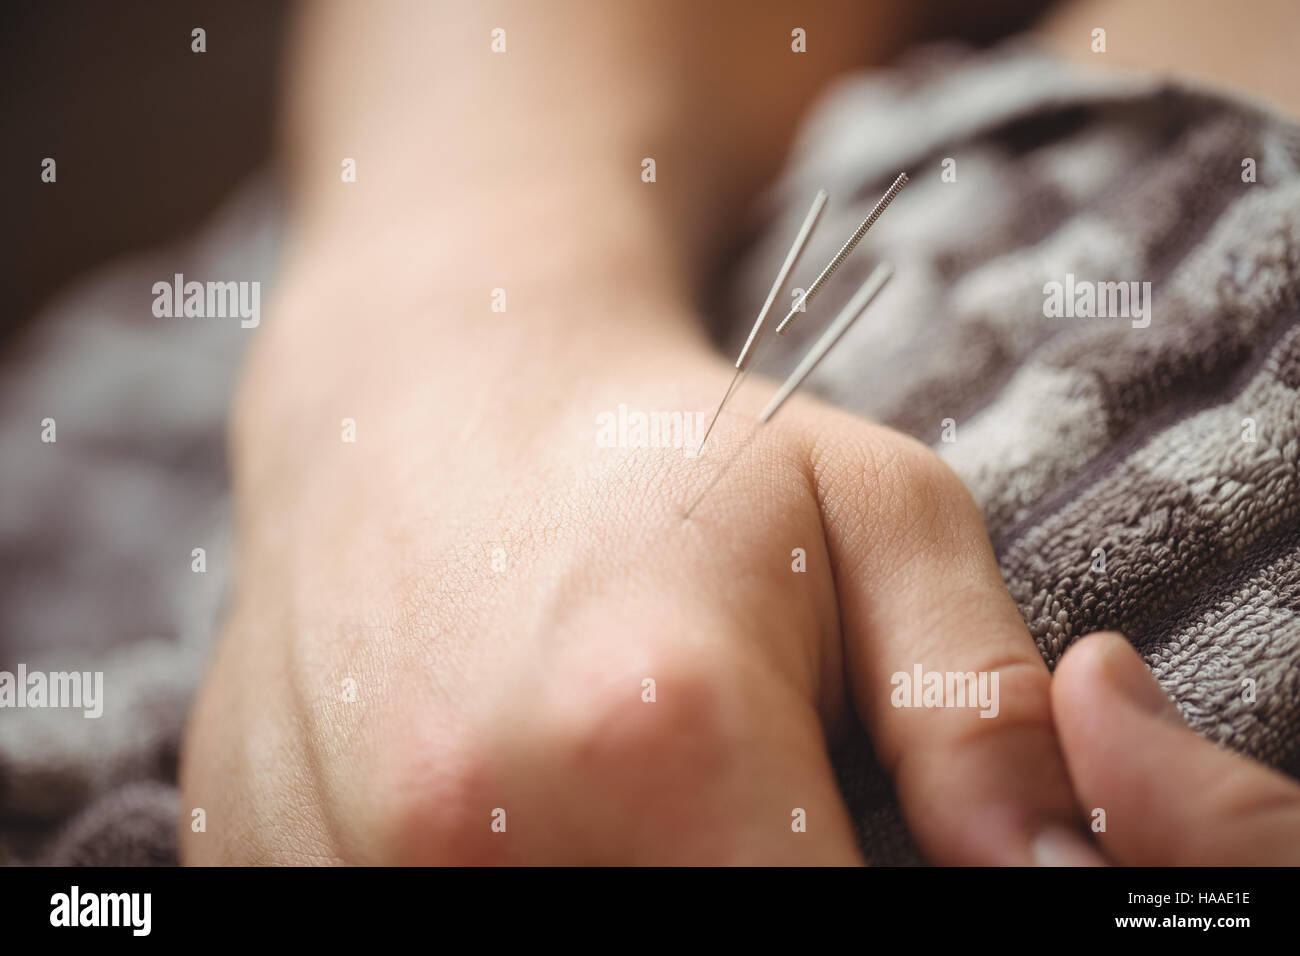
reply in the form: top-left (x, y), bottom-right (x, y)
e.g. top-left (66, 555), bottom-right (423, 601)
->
top-left (1052, 631), bottom-right (1300, 864)
top-left (180, 256), bottom-right (1096, 865)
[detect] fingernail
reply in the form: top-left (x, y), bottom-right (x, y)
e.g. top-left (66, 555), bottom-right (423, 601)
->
top-left (1096, 633), bottom-right (1185, 727)
top-left (1031, 825), bottom-right (1108, 867)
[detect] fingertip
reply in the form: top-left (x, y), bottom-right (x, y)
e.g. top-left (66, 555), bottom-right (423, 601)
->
top-left (1056, 630), bottom-right (1130, 674)
top-left (1054, 631), bottom-right (1184, 729)
top-left (1053, 634), bottom-right (1300, 865)
top-left (1052, 631), bottom-right (1124, 712)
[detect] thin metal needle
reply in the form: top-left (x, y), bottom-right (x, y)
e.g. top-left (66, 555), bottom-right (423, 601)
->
top-left (681, 420), bottom-right (762, 519)
top-left (694, 189), bottom-right (828, 457)
top-left (759, 262), bottom-right (893, 424)
top-left (734, 189), bottom-right (828, 370)
top-left (692, 365), bottom-right (743, 458)
top-left (774, 172), bottom-right (908, 335)
top-left (683, 263), bottom-right (894, 519)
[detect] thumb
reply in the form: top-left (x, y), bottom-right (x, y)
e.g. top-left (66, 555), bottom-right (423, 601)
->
top-left (1052, 631), bottom-right (1300, 865)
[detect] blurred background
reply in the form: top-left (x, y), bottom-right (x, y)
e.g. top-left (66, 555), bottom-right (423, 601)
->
top-left (0, 0), bottom-right (289, 342)
top-left (0, 0), bottom-right (1072, 342)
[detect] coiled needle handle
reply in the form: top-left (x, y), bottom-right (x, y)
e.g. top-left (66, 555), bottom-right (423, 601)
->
top-left (774, 172), bottom-right (907, 335)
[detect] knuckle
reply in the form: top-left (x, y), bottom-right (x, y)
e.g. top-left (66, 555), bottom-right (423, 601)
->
top-left (945, 656), bottom-right (1053, 747)
top-left (882, 656), bottom-right (1051, 775)
top-left (369, 642), bottom-right (739, 863)
top-left (370, 730), bottom-right (495, 865)
top-left (554, 644), bottom-right (735, 796)
top-left (815, 422), bottom-right (983, 565)
top-left (884, 442), bottom-right (976, 551)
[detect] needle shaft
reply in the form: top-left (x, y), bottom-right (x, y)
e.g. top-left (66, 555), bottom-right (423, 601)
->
top-left (694, 190), bottom-right (827, 457)
top-left (774, 172), bottom-right (908, 335)
top-left (759, 262), bottom-right (893, 424)
top-left (684, 263), bottom-right (894, 519)
top-left (734, 189), bottom-right (828, 370)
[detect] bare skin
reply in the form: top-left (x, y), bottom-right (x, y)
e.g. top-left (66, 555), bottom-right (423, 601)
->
top-left (1054, 633), bottom-right (1300, 865)
top-left (1038, 0), bottom-right (1300, 117)
top-left (183, 254), bottom-right (1092, 863)
top-left (181, 0), bottom-right (1300, 864)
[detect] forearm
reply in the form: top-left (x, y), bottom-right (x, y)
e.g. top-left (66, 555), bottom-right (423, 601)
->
top-left (277, 0), bottom-right (906, 302)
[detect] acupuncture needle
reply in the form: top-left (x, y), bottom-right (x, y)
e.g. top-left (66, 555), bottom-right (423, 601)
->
top-left (695, 189), bottom-right (828, 457)
top-left (773, 172), bottom-right (908, 335)
top-left (759, 261), bottom-right (893, 423)
top-left (696, 173), bottom-right (909, 458)
top-left (682, 262), bottom-right (894, 518)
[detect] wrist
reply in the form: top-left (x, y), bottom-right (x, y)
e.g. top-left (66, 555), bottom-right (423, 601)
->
top-left (281, 158), bottom-right (696, 311)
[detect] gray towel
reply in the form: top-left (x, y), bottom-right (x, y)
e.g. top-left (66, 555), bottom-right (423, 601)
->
top-left (727, 41), bottom-right (1300, 862)
top-left (2, 41), bottom-right (1297, 865)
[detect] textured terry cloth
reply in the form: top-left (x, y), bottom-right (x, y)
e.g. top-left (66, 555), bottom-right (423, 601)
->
top-left (0, 181), bottom-right (278, 864)
top-left (2, 41), bottom-right (1298, 866)
top-left (724, 42), bottom-right (1300, 863)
